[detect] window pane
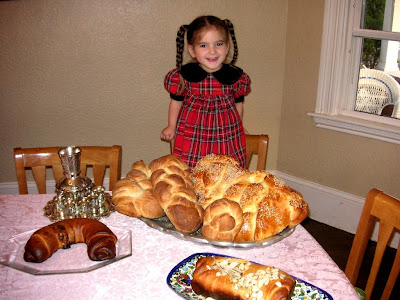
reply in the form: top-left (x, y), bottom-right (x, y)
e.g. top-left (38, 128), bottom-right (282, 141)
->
top-left (355, 38), bottom-right (400, 118)
top-left (361, 38), bottom-right (382, 68)
top-left (361, 0), bottom-right (400, 33)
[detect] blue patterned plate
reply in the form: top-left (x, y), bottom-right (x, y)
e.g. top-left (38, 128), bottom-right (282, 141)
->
top-left (167, 253), bottom-right (333, 300)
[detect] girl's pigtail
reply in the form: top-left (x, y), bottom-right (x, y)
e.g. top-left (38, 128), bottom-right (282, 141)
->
top-left (176, 25), bottom-right (188, 70)
top-left (224, 19), bottom-right (238, 65)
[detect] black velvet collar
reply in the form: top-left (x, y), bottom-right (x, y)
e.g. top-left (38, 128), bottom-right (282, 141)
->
top-left (180, 63), bottom-right (243, 85)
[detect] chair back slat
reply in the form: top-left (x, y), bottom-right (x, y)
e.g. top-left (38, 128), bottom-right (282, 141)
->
top-left (381, 242), bottom-right (400, 299)
top-left (92, 165), bottom-right (106, 187)
top-left (109, 146), bottom-right (122, 191)
top-left (80, 163), bottom-right (88, 177)
top-left (345, 188), bottom-right (400, 300)
top-left (365, 221), bottom-right (394, 297)
top-left (14, 145), bottom-right (122, 194)
top-left (31, 165), bottom-right (46, 194)
top-left (14, 148), bottom-right (28, 194)
top-left (245, 134), bottom-right (269, 170)
top-left (52, 165), bottom-right (64, 183)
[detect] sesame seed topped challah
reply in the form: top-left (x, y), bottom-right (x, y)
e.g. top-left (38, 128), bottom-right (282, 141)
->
top-left (191, 154), bottom-right (309, 242)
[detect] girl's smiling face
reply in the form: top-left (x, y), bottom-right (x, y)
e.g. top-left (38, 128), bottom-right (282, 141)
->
top-left (188, 27), bottom-right (229, 73)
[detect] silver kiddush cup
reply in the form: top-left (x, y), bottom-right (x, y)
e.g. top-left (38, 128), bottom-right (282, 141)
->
top-left (43, 146), bottom-right (114, 222)
top-left (56, 146), bottom-right (93, 192)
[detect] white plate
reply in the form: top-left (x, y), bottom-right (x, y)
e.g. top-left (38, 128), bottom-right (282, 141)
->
top-left (0, 226), bottom-right (132, 275)
top-left (139, 216), bottom-right (295, 248)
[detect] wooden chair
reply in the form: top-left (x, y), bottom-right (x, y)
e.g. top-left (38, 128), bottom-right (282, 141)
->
top-left (244, 134), bottom-right (269, 170)
top-left (14, 145), bottom-right (122, 194)
top-left (169, 134), bottom-right (269, 170)
top-left (345, 188), bottom-right (400, 300)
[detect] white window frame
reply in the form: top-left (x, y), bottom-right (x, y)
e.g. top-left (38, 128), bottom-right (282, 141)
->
top-left (308, 0), bottom-right (400, 145)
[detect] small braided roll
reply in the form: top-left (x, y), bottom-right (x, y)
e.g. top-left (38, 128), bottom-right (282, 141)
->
top-left (149, 154), bottom-right (204, 234)
top-left (112, 160), bottom-right (165, 219)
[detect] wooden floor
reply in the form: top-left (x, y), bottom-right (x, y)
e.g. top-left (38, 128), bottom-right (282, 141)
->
top-left (302, 218), bottom-right (400, 300)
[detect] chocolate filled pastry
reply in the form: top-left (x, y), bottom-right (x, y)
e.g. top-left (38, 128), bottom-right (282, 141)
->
top-left (24, 218), bottom-right (117, 263)
top-left (191, 256), bottom-right (295, 300)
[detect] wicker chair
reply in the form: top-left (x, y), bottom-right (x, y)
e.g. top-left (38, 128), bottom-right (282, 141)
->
top-left (355, 68), bottom-right (400, 115)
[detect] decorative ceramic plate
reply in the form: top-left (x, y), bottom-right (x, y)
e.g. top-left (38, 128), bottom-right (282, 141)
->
top-left (166, 253), bottom-right (333, 300)
top-left (139, 216), bottom-right (295, 248)
top-left (0, 226), bottom-right (132, 275)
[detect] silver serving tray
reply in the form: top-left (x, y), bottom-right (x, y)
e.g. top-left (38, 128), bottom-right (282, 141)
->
top-left (139, 216), bottom-right (295, 248)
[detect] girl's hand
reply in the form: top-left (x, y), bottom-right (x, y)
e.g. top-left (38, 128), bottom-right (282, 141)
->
top-left (161, 126), bottom-right (175, 142)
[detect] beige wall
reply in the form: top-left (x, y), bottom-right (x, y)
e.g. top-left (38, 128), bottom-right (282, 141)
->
top-left (0, 0), bottom-right (286, 182)
top-left (280, 0), bottom-right (400, 198)
top-left (1, 0), bottom-right (399, 199)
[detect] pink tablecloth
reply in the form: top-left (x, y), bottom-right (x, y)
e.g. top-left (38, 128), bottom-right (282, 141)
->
top-left (0, 194), bottom-right (359, 300)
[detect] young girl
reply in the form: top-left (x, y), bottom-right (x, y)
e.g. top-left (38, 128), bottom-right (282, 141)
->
top-left (161, 15), bottom-right (251, 168)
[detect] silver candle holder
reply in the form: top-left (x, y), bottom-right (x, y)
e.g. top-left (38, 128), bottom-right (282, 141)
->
top-left (43, 146), bottom-right (115, 222)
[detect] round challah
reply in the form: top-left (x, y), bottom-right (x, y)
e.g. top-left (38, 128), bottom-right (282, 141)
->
top-left (201, 198), bottom-right (243, 242)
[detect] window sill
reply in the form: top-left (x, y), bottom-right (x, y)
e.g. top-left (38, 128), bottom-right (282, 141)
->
top-left (308, 112), bottom-right (400, 145)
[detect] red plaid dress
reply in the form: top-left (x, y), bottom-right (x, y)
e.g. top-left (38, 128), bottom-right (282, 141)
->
top-left (164, 63), bottom-right (251, 168)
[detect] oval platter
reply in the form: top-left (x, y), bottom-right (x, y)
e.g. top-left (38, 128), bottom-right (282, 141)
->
top-left (138, 215), bottom-right (295, 248)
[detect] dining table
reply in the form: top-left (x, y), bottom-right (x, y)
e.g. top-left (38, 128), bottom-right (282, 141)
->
top-left (0, 194), bottom-right (360, 300)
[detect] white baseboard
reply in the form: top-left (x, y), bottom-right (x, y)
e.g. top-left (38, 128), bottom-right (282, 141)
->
top-left (272, 171), bottom-right (365, 234)
top-left (273, 170), bottom-right (399, 249)
top-left (1, 172), bottom-right (398, 248)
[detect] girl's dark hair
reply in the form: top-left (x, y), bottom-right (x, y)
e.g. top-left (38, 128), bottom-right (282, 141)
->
top-left (175, 15), bottom-right (238, 70)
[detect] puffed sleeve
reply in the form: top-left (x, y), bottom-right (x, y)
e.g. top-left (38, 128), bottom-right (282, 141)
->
top-left (164, 68), bottom-right (185, 101)
top-left (233, 72), bottom-right (251, 103)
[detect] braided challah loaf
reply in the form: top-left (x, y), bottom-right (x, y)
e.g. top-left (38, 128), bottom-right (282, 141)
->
top-left (149, 155), bottom-right (204, 234)
top-left (113, 155), bottom-right (204, 234)
top-left (191, 154), bottom-right (309, 242)
top-left (112, 160), bottom-right (165, 219)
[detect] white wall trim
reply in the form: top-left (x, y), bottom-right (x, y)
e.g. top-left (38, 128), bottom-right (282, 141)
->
top-left (308, 112), bottom-right (400, 145)
top-left (272, 170), bottom-right (398, 248)
top-left (272, 170), bottom-right (365, 233)
top-left (1, 172), bottom-right (397, 248)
